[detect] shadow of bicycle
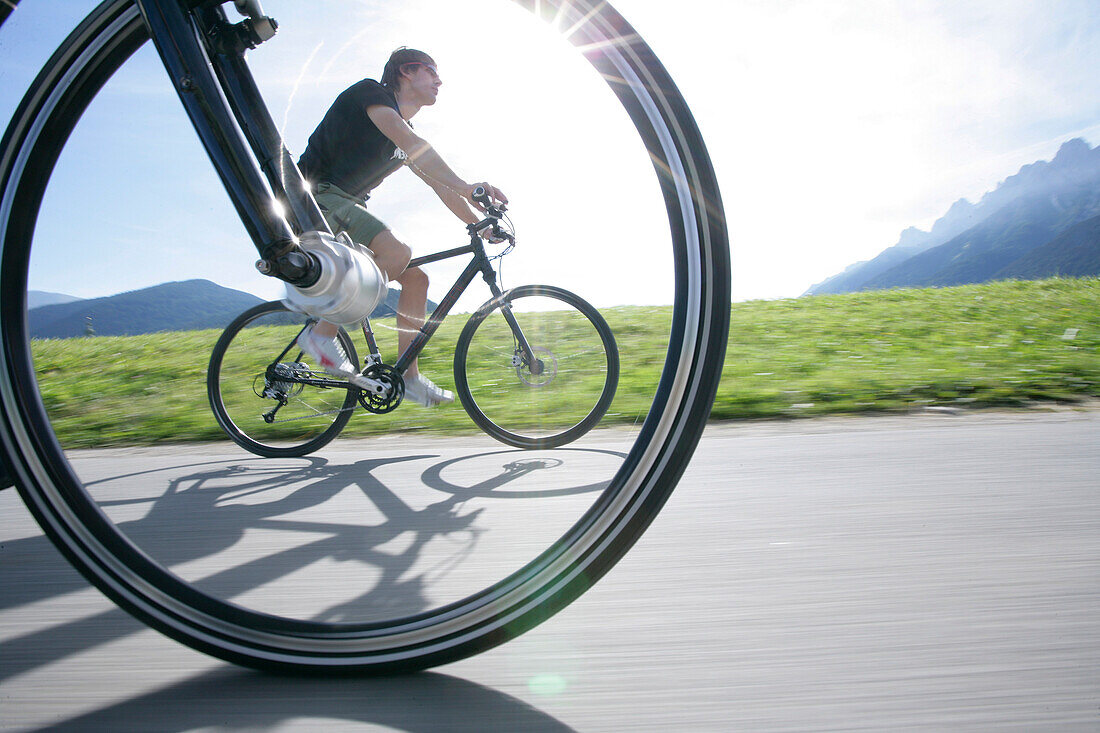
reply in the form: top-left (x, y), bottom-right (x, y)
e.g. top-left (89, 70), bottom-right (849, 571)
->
top-left (421, 448), bottom-right (625, 499)
top-left (2, 442), bottom-right (625, 681)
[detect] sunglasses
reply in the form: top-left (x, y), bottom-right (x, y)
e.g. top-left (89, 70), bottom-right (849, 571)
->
top-left (404, 62), bottom-right (439, 78)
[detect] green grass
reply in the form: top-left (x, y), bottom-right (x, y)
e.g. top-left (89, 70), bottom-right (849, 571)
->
top-left (715, 278), bottom-right (1100, 419)
top-left (30, 278), bottom-right (1100, 448)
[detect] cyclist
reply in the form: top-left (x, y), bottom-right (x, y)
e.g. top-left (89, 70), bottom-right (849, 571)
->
top-left (296, 47), bottom-right (507, 406)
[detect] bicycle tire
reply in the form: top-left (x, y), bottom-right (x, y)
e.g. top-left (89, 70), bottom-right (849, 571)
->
top-left (0, 0), bottom-right (730, 673)
top-left (207, 300), bottom-right (359, 458)
top-left (454, 285), bottom-right (618, 449)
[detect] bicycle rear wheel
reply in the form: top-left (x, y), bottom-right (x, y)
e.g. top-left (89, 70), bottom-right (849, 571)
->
top-left (0, 0), bottom-right (729, 673)
top-left (455, 285), bottom-right (618, 449)
top-left (208, 301), bottom-right (359, 458)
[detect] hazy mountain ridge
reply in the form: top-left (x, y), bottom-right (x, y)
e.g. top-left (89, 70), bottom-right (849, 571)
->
top-left (27, 291), bottom-right (83, 309)
top-left (28, 280), bottom-right (431, 339)
top-left (864, 184), bottom-right (1100, 289)
top-left (805, 138), bottom-right (1100, 294)
top-left (994, 214), bottom-right (1100, 280)
top-left (29, 280), bottom-right (265, 338)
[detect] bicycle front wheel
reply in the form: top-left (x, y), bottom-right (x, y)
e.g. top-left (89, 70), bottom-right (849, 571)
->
top-left (455, 285), bottom-right (618, 449)
top-left (207, 301), bottom-right (359, 458)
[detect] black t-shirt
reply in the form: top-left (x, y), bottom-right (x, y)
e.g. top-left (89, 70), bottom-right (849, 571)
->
top-left (298, 79), bottom-right (406, 199)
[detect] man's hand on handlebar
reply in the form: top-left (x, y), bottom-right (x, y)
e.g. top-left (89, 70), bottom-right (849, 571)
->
top-left (466, 182), bottom-right (508, 212)
top-left (479, 227), bottom-right (510, 244)
top-left (465, 183), bottom-right (512, 243)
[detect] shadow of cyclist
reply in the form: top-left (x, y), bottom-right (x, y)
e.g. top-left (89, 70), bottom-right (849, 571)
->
top-left (1, 444), bottom-right (620, 680)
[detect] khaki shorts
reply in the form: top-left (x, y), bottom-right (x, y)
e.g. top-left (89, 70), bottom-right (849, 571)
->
top-left (314, 182), bottom-right (389, 248)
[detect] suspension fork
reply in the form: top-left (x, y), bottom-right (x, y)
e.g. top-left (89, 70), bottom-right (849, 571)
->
top-left (136, 0), bottom-right (323, 285)
top-left (195, 5), bottom-right (329, 235)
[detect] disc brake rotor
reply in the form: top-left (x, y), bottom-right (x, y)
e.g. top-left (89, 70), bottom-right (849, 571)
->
top-left (516, 347), bottom-right (557, 387)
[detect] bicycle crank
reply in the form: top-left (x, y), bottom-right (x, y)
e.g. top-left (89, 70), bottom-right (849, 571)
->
top-left (356, 364), bottom-right (404, 414)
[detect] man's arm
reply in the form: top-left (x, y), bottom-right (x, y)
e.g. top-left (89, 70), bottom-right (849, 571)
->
top-left (366, 104), bottom-right (507, 209)
top-left (408, 163), bottom-right (481, 225)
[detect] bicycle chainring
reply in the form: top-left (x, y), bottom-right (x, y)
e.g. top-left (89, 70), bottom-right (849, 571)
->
top-left (356, 363), bottom-right (404, 414)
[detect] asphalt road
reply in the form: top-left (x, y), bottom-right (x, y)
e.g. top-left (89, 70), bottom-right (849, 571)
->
top-left (2, 409), bottom-right (1098, 731)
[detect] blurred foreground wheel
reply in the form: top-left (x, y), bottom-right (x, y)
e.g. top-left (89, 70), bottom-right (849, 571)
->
top-left (0, 0), bottom-right (729, 672)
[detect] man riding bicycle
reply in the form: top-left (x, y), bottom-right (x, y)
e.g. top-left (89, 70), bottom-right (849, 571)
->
top-left (297, 47), bottom-right (507, 406)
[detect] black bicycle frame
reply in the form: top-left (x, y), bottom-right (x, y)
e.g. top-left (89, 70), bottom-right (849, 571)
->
top-left (394, 229), bottom-right (535, 375)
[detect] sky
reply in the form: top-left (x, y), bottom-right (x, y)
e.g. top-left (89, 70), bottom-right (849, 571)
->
top-left (1, 0), bottom-right (1098, 310)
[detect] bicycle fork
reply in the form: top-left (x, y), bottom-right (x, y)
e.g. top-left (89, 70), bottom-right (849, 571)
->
top-left (478, 265), bottom-right (542, 376)
top-left (495, 300), bottom-right (543, 376)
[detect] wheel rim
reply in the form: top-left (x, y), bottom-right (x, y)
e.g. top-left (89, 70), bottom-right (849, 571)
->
top-left (0, 0), bottom-right (729, 669)
top-left (456, 286), bottom-right (618, 448)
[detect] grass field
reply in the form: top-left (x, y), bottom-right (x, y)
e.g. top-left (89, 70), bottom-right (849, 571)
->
top-left (30, 277), bottom-right (1099, 448)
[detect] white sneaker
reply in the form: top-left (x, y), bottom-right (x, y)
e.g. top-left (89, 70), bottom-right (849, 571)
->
top-left (298, 324), bottom-right (358, 378)
top-left (403, 374), bottom-right (454, 407)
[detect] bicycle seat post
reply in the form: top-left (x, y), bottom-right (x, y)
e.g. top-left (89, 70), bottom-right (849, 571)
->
top-left (359, 317), bottom-right (383, 367)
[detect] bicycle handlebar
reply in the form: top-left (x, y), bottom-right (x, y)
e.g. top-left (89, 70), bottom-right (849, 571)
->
top-left (468, 185), bottom-right (513, 245)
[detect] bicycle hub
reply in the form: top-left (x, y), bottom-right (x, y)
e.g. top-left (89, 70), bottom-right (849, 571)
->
top-left (280, 230), bottom-right (387, 325)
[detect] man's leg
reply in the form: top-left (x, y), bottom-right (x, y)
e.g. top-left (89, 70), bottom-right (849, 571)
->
top-left (308, 187), bottom-right (396, 345)
top-left (367, 230), bottom-right (425, 379)
top-left (300, 229), bottom-right (415, 381)
top-left (366, 230), bottom-right (451, 405)
top-left (301, 194), bottom-right (450, 403)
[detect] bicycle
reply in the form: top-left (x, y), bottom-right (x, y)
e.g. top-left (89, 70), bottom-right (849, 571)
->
top-left (207, 189), bottom-right (620, 457)
top-left (0, 0), bottom-right (730, 673)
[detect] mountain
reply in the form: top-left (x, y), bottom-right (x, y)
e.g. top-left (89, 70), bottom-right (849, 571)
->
top-left (864, 184), bottom-right (1100, 289)
top-left (27, 290), bottom-right (83, 309)
top-left (807, 198), bottom-right (985, 295)
top-left (29, 280), bottom-right (266, 338)
top-left (994, 214), bottom-right (1100, 280)
top-left (805, 138), bottom-right (1100, 294)
top-left (28, 280), bottom-right (436, 339)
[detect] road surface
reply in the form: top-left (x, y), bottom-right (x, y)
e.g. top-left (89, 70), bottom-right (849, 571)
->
top-left (2, 409), bottom-right (1098, 731)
